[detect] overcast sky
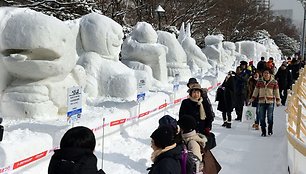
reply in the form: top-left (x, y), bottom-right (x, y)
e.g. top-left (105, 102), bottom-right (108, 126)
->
top-left (271, 0), bottom-right (304, 26)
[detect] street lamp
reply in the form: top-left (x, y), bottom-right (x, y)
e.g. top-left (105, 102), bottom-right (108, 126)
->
top-left (155, 5), bottom-right (165, 30)
top-left (298, 0), bottom-right (306, 60)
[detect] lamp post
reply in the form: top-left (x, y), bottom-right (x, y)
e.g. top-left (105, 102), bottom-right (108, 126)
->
top-left (155, 5), bottom-right (165, 30)
top-left (299, 0), bottom-right (306, 60)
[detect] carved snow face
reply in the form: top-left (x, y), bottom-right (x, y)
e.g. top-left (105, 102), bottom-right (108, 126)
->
top-left (80, 13), bottom-right (123, 61)
top-left (0, 11), bottom-right (76, 80)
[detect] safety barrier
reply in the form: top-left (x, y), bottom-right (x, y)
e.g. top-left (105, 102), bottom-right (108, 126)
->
top-left (286, 66), bottom-right (306, 174)
top-left (0, 82), bottom-right (221, 173)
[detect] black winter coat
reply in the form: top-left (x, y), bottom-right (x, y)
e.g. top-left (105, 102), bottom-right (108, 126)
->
top-left (275, 67), bottom-right (292, 90)
top-left (179, 97), bottom-right (214, 133)
top-left (217, 76), bottom-right (235, 112)
top-left (147, 145), bottom-right (182, 174)
top-left (48, 148), bottom-right (105, 174)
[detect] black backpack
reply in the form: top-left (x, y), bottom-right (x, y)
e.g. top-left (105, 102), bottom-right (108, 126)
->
top-left (180, 141), bottom-right (203, 174)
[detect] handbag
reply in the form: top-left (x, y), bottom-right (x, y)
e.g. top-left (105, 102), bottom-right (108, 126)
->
top-left (242, 106), bottom-right (256, 122)
top-left (205, 132), bottom-right (216, 150)
top-left (202, 149), bottom-right (222, 174)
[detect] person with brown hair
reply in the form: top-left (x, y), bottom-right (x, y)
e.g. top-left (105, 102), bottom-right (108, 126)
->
top-left (249, 68), bottom-right (281, 136)
top-left (179, 83), bottom-right (214, 136)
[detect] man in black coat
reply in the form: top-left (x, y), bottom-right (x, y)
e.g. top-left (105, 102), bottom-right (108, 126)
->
top-left (275, 62), bottom-right (292, 106)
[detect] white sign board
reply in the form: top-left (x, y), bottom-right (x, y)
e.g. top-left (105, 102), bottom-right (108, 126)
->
top-left (67, 86), bottom-right (82, 117)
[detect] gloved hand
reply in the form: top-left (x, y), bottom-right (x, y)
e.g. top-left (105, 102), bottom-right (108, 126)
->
top-left (204, 128), bottom-right (211, 136)
top-left (247, 100), bottom-right (252, 106)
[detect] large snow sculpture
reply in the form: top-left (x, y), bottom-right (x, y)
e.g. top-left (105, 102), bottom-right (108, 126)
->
top-left (235, 41), bottom-right (266, 62)
top-left (178, 23), bottom-right (211, 74)
top-left (0, 8), bottom-right (85, 119)
top-left (157, 31), bottom-right (191, 81)
top-left (223, 41), bottom-right (247, 66)
top-left (78, 13), bottom-right (137, 99)
top-left (202, 34), bottom-right (236, 69)
top-left (121, 22), bottom-right (168, 83)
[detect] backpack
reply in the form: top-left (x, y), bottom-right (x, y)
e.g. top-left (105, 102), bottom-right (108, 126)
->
top-left (180, 142), bottom-right (203, 174)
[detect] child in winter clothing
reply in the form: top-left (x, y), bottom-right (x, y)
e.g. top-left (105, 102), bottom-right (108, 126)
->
top-left (178, 115), bottom-right (207, 161)
top-left (247, 71), bottom-right (261, 130)
top-left (178, 115), bottom-right (221, 174)
top-left (48, 126), bottom-right (105, 174)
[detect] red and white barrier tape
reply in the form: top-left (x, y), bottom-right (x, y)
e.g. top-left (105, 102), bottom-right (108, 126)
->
top-left (0, 82), bottom-right (221, 173)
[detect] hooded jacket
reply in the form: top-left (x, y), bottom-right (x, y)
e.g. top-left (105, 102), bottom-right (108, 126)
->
top-left (147, 145), bottom-right (182, 174)
top-left (48, 148), bottom-right (105, 174)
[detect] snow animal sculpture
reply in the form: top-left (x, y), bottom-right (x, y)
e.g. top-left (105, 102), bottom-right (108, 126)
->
top-left (202, 34), bottom-right (236, 69)
top-left (178, 23), bottom-right (212, 74)
top-left (78, 13), bottom-right (137, 99)
top-left (0, 8), bottom-right (86, 119)
top-left (121, 22), bottom-right (168, 83)
top-left (223, 41), bottom-right (246, 66)
top-left (157, 31), bottom-right (191, 81)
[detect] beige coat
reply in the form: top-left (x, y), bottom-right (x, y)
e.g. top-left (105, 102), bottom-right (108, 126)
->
top-left (181, 130), bottom-right (207, 161)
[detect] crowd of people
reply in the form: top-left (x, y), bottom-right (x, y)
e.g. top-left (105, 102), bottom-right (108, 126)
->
top-left (216, 55), bottom-right (305, 137)
top-left (47, 55), bottom-right (304, 174)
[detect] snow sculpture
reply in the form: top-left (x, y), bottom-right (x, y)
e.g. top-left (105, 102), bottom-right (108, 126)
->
top-left (202, 34), bottom-right (236, 69)
top-left (223, 41), bottom-right (247, 66)
top-left (235, 41), bottom-right (266, 62)
top-left (121, 22), bottom-right (168, 83)
top-left (178, 23), bottom-right (211, 74)
top-left (78, 13), bottom-right (137, 99)
top-left (0, 8), bottom-right (85, 119)
top-left (157, 31), bottom-right (191, 81)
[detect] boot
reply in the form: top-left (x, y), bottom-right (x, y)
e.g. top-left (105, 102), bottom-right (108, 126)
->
top-left (222, 122), bottom-right (227, 127)
top-left (254, 124), bottom-right (259, 130)
top-left (226, 122), bottom-right (231, 128)
top-left (268, 124), bottom-right (273, 135)
top-left (261, 127), bottom-right (266, 137)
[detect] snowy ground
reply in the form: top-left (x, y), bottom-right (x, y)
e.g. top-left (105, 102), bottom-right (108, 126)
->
top-left (1, 84), bottom-right (289, 174)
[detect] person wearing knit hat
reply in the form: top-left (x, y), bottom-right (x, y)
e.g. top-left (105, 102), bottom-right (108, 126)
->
top-left (148, 126), bottom-right (182, 174)
top-left (158, 115), bottom-right (178, 131)
top-left (150, 126), bottom-right (175, 149)
top-left (179, 83), bottom-right (214, 136)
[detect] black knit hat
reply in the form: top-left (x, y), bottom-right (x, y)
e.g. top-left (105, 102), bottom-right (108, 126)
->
top-left (240, 61), bottom-right (248, 66)
top-left (178, 115), bottom-right (197, 132)
top-left (187, 78), bottom-right (198, 87)
top-left (150, 126), bottom-right (175, 149)
top-left (159, 115), bottom-right (178, 132)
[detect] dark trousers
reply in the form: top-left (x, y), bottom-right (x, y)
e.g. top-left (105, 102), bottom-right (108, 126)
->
top-left (279, 88), bottom-right (287, 105)
top-left (235, 105), bottom-right (243, 120)
top-left (222, 112), bottom-right (232, 122)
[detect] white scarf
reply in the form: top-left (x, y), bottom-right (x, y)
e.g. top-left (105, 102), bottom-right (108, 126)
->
top-left (189, 97), bottom-right (206, 120)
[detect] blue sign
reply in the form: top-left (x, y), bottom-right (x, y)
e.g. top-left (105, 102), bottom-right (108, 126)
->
top-left (137, 92), bottom-right (146, 102)
top-left (173, 84), bottom-right (179, 91)
top-left (67, 108), bottom-right (82, 117)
